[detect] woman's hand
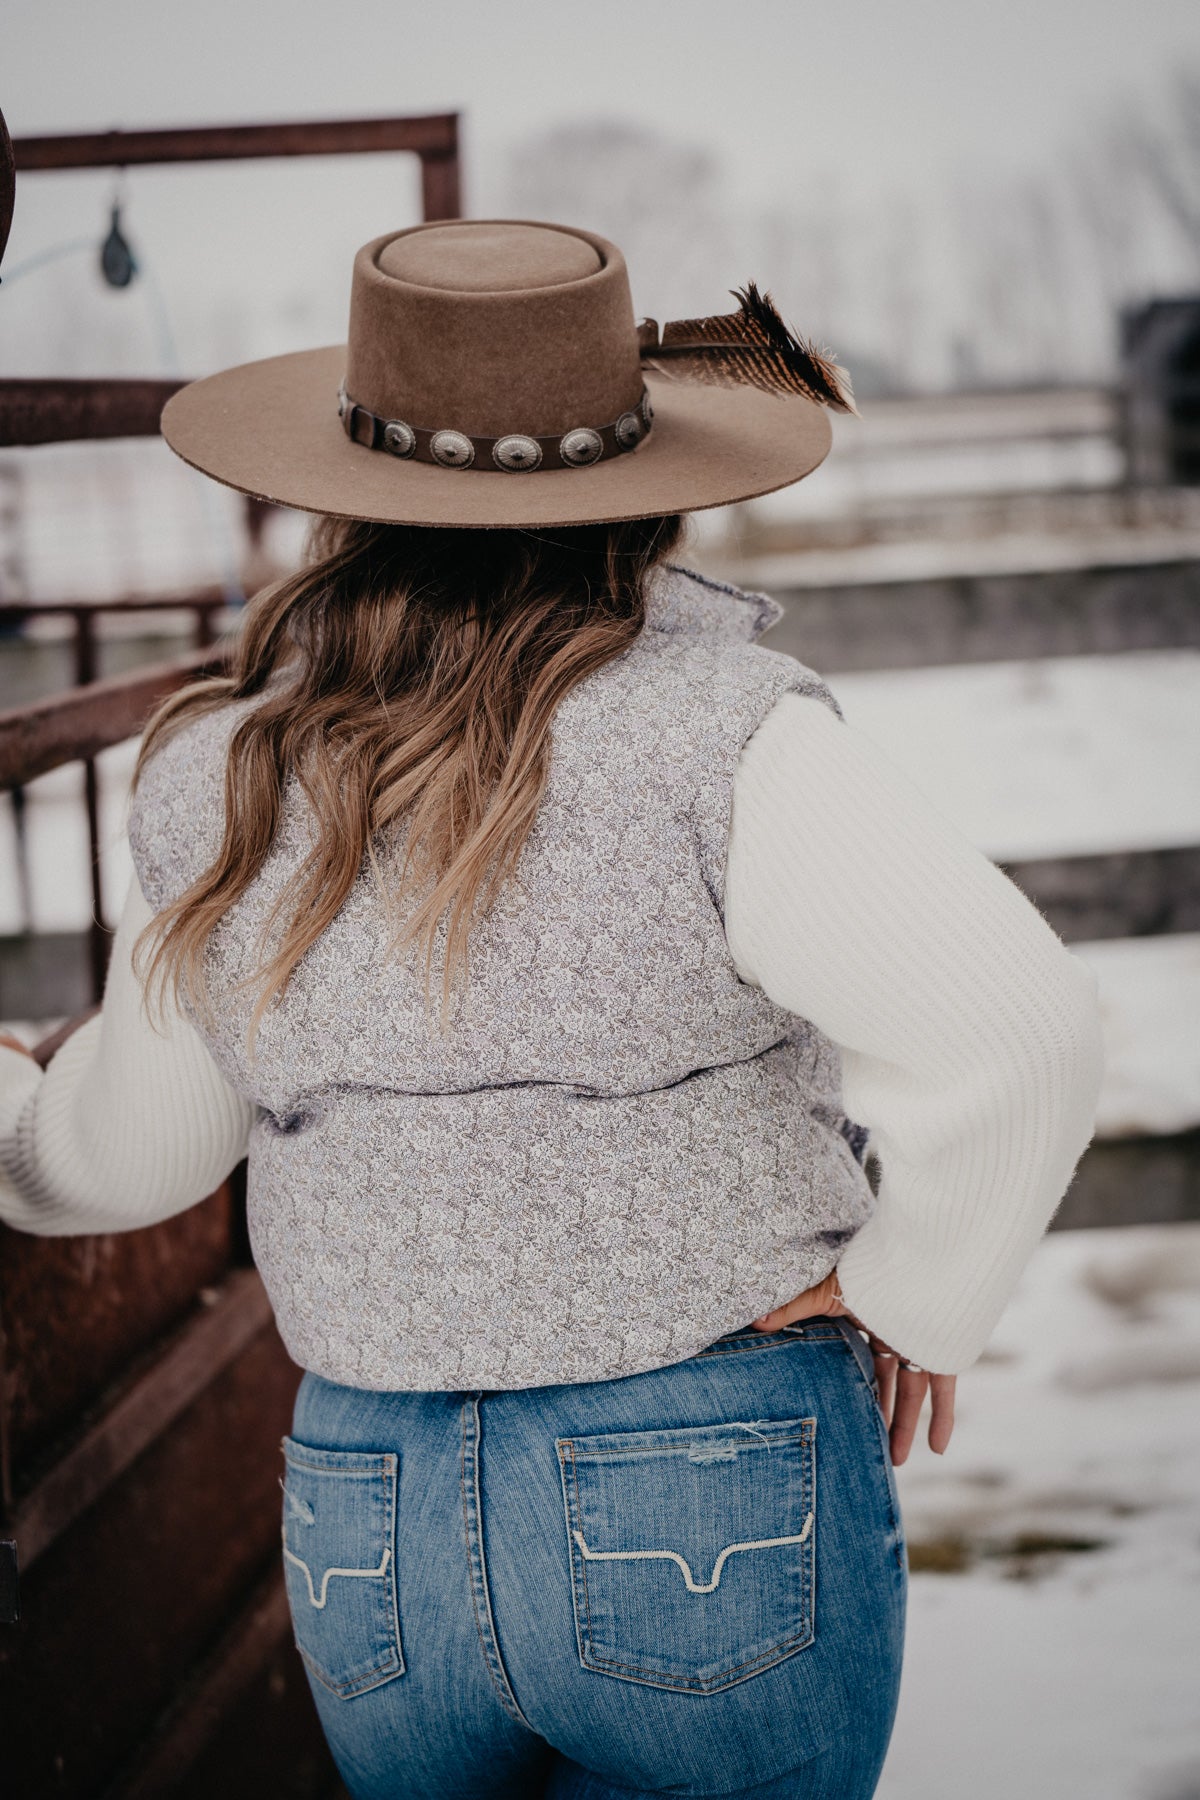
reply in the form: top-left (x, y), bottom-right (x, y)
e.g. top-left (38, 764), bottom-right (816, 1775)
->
top-left (752, 1271), bottom-right (957, 1467)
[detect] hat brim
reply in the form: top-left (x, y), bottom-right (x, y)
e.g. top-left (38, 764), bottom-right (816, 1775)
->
top-left (160, 345), bottom-right (832, 528)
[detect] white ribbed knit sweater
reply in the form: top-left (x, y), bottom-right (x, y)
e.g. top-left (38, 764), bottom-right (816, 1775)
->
top-left (0, 690), bottom-right (1104, 1374)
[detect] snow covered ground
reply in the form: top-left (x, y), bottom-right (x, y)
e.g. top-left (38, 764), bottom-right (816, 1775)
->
top-left (822, 648), bottom-right (1200, 863)
top-left (880, 1221), bottom-right (1200, 1800)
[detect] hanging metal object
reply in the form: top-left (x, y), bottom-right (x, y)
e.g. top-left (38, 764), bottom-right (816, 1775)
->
top-left (100, 196), bottom-right (137, 288)
top-left (0, 105), bottom-right (15, 279)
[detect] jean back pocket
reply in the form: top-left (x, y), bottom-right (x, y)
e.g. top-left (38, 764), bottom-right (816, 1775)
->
top-left (557, 1415), bottom-right (815, 1694)
top-left (280, 1436), bottom-right (404, 1698)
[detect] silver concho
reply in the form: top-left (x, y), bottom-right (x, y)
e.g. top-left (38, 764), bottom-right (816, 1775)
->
top-left (336, 381), bottom-right (350, 421)
top-left (382, 420), bottom-right (416, 458)
top-left (492, 434), bottom-right (543, 472)
top-left (430, 430), bottom-right (475, 469)
top-left (615, 410), bottom-right (643, 450)
top-left (640, 390), bottom-right (654, 431)
top-left (559, 427), bottom-right (604, 468)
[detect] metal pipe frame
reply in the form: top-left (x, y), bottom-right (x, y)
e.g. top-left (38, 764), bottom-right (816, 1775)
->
top-left (10, 111), bottom-right (462, 222)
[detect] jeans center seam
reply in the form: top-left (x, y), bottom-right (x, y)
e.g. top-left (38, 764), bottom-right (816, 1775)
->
top-left (459, 1396), bottom-right (536, 1733)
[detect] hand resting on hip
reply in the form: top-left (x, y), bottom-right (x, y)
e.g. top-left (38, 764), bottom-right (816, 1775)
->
top-left (752, 1270), bottom-right (957, 1467)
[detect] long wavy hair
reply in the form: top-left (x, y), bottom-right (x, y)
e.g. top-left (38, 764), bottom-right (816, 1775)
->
top-left (132, 511), bottom-right (686, 1044)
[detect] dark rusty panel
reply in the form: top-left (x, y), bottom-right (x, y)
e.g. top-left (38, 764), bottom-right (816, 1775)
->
top-left (12, 113), bottom-right (459, 171)
top-left (1051, 1129), bottom-right (1200, 1230)
top-left (1000, 844), bottom-right (1200, 943)
top-left (0, 1323), bottom-right (302, 1799)
top-left (164, 1635), bottom-right (340, 1800)
top-left (0, 377), bottom-right (186, 445)
top-left (762, 557), bottom-right (1200, 672)
top-left (0, 1538), bottom-right (17, 1624)
top-left (113, 1566), bottom-right (336, 1800)
top-left (0, 645), bottom-right (226, 789)
top-left (0, 1188), bottom-right (235, 1480)
top-left (10, 1269), bottom-right (272, 1570)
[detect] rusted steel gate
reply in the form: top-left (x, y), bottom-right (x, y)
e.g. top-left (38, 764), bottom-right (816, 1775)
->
top-left (0, 109), bottom-right (460, 1798)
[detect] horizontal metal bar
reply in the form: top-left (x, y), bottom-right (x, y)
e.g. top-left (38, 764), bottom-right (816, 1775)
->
top-left (0, 587), bottom-right (232, 622)
top-left (3, 1267), bottom-right (273, 1571)
top-left (12, 112), bottom-right (458, 172)
top-left (763, 555), bottom-right (1200, 671)
top-left (0, 646), bottom-right (226, 788)
top-left (0, 377), bottom-right (186, 445)
top-left (1052, 1128), bottom-right (1200, 1229)
top-left (1001, 845), bottom-right (1200, 943)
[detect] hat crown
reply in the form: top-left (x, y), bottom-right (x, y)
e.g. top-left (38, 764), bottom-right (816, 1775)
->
top-left (376, 221), bottom-right (602, 293)
top-left (345, 219), bottom-right (643, 440)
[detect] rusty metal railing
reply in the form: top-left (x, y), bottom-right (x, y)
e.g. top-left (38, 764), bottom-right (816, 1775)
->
top-left (0, 109), bottom-right (460, 1783)
top-left (0, 104), bottom-right (461, 1003)
top-left (1, 596), bottom-right (232, 996)
top-left (9, 111), bottom-right (461, 223)
top-left (0, 640), bottom-right (229, 1017)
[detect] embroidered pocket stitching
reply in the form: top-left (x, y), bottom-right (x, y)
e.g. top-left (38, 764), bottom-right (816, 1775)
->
top-left (572, 1515), bottom-right (813, 1594)
top-left (282, 1542), bottom-right (392, 1610)
top-left (558, 1419), bottom-right (816, 1693)
top-left (280, 1438), bottom-right (404, 1697)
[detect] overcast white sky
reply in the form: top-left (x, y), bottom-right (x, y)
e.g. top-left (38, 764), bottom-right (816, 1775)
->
top-left (7, 0), bottom-right (1199, 202)
top-left (3, 0), bottom-right (1199, 382)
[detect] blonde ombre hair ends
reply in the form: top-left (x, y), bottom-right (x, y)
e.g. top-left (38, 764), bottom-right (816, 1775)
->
top-left (132, 512), bottom-right (685, 1046)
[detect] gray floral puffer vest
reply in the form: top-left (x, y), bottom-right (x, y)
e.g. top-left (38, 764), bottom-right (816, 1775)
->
top-left (128, 564), bottom-right (875, 1389)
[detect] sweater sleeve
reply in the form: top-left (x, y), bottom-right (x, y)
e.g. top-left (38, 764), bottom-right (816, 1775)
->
top-left (0, 872), bottom-right (255, 1236)
top-left (725, 688), bottom-right (1105, 1374)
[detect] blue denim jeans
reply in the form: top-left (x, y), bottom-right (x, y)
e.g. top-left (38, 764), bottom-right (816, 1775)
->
top-left (283, 1315), bottom-right (907, 1799)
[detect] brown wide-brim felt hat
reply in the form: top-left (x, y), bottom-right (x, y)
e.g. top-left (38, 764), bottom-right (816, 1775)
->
top-left (161, 219), bottom-right (855, 529)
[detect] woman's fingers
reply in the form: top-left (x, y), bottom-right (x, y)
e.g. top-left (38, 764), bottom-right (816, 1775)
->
top-left (752, 1283), bottom-right (958, 1465)
top-left (928, 1374), bottom-right (957, 1455)
top-left (751, 1270), bottom-right (847, 1330)
top-left (886, 1368), bottom-right (958, 1464)
top-left (888, 1368), bottom-right (930, 1466)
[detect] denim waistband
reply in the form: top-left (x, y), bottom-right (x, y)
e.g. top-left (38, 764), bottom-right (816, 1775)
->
top-left (694, 1312), bottom-right (860, 1361)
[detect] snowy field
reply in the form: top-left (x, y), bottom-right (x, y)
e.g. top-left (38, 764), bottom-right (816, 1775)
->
top-left (826, 649), bottom-right (1200, 862)
top-left (880, 1221), bottom-right (1200, 1800)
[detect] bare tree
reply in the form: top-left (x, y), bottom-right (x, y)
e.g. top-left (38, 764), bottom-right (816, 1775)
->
top-left (504, 121), bottom-right (735, 324)
top-left (1132, 69), bottom-right (1200, 259)
top-left (502, 69), bottom-right (1200, 398)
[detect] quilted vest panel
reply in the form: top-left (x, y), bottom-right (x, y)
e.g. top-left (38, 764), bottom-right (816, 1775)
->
top-left (129, 564), bottom-right (875, 1387)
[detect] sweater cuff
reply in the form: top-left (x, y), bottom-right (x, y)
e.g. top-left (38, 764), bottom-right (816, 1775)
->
top-left (0, 1046), bottom-right (46, 1230)
top-left (0, 1044), bottom-right (42, 1135)
top-left (835, 1206), bottom-right (1046, 1375)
